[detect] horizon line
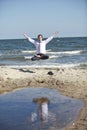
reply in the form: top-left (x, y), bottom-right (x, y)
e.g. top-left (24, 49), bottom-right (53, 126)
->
top-left (0, 36), bottom-right (87, 40)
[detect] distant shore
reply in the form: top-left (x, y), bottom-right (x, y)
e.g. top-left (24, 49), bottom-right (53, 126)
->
top-left (0, 66), bottom-right (87, 130)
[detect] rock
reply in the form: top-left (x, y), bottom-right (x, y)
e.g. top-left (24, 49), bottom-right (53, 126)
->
top-left (47, 71), bottom-right (54, 75)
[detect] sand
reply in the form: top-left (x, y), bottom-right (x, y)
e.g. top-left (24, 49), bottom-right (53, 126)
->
top-left (0, 66), bottom-right (87, 130)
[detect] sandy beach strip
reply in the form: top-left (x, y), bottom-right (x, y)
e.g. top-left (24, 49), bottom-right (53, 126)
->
top-left (0, 66), bottom-right (87, 130)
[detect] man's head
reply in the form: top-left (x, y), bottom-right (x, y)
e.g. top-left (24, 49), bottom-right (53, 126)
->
top-left (33, 97), bottom-right (50, 104)
top-left (38, 34), bottom-right (43, 43)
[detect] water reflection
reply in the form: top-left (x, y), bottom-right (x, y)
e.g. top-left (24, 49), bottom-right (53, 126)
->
top-left (0, 88), bottom-right (83, 130)
top-left (32, 97), bottom-right (50, 122)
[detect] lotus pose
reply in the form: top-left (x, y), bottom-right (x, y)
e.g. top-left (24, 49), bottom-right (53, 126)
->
top-left (23, 32), bottom-right (59, 60)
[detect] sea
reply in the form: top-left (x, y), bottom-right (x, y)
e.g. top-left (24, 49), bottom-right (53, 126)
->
top-left (0, 37), bottom-right (87, 68)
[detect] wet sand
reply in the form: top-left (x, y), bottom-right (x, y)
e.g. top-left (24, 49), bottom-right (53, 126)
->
top-left (0, 66), bottom-right (87, 130)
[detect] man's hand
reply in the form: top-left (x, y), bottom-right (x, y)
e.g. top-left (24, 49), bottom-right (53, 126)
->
top-left (53, 31), bottom-right (59, 37)
top-left (23, 33), bottom-right (28, 39)
top-left (35, 54), bottom-right (41, 58)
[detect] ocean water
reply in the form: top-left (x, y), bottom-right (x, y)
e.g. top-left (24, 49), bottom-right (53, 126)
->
top-left (0, 37), bottom-right (87, 68)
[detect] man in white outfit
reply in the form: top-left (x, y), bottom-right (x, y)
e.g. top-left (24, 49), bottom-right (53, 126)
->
top-left (23, 32), bottom-right (59, 60)
top-left (33, 97), bottom-right (50, 122)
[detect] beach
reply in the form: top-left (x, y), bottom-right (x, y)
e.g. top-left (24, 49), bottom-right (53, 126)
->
top-left (0, 66), bottom-right (87, 130)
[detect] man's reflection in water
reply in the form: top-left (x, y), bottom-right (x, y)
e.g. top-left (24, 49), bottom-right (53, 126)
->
top-left (32, 97), bottom-right (50, 123)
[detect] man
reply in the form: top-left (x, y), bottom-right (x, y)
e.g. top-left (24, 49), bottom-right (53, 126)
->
top-left (23, 32), bottom-right (59, 60)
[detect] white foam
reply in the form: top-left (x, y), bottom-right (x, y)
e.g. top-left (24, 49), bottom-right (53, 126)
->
top-left (47, 50), bottom-right (83, 55)
top-left (22, 50), bottom-right (36, 53)
top-left (22, 49), bottom-right (51, 54)
top-left (50, 55), bottom-right (59, 59)
top-left (5, 63), bottom-right (80, 69)
top-left (24, 56), bottom-right (32, 59)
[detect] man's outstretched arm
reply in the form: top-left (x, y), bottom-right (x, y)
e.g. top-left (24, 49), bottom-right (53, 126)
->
top-left (45, 31), bottom-right (59, 44)
top-left (23, 33), bottom-right (35, 44)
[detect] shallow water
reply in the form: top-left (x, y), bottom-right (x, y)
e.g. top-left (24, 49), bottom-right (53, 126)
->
top-left (0, 88), bottom-right (83, 130)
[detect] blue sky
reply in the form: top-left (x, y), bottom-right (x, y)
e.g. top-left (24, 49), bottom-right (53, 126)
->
top-left (0, 0), bottom-right (87, 39)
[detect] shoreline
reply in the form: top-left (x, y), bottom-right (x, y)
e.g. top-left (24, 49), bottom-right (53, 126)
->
top-left (0, 66), bottom-right (87, 130)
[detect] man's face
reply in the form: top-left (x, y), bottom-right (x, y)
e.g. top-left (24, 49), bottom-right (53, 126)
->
top-left (38, 35), bottom-right (43, 43)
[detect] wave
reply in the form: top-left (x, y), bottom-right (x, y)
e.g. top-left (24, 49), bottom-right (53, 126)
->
top-left (22, 49), bottom-right (51, 54)
top-left (47, 50), bottom-right (84, 55)
top-left (24, 56), bottom-right (32, 60)
top-left (50, 55), bottom-right (59, 59)
top-left (6, 63), bottom-right (87, 69)
top-left (22, 50), bottom-right (36, 53)
top-left (3, 49), bottom-right (85, 56)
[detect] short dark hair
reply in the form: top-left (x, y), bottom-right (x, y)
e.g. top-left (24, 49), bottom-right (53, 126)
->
top-left (38, 34), bottom-right (43, 38)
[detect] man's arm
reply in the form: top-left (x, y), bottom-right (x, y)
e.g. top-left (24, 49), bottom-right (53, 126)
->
top-left (45, 31), bottom-right (59, 44)
top-left (23, 33), bottom-right (35, 44)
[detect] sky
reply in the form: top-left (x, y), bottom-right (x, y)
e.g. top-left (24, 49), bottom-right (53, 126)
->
top-left (0, 0), bottom-right (87, 39)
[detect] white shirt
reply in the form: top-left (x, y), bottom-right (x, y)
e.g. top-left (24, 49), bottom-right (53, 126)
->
top-left (27, 36), bottom-right (53, 54)
top-left (31, 102), bottom-right (48, 122)
top-left (41, 102), bottom-right (48, 121)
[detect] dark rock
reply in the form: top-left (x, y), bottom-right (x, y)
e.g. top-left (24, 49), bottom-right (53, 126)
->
top-left (47, 71), bottom-right (54, 75)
